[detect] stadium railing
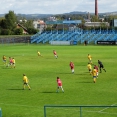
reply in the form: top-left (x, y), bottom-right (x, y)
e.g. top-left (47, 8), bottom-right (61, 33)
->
top-left (30, 29), bottom-right (117, 44)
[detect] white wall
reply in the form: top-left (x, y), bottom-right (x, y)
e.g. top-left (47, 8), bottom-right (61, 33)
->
top-left (50, 41), bottom-right (70, 45)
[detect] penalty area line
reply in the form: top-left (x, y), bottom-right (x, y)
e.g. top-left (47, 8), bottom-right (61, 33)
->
top-left (98, 103), bottom-right (117, 113)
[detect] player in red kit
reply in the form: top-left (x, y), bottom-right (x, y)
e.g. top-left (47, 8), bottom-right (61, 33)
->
top-left (94, 65), bottom-right (99, 78)
top-left (56, 77), bottom-right (64, 93)
top-left (69, 61), bottom-right (74, 73)
top-left (53, 50), bottom-right (58, 59)
top-left (7, 57), bottom-right (13, 68)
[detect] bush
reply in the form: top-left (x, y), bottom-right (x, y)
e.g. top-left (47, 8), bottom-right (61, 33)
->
top-left (27, 28), bottom-right (38, 34)
top-left (1, 29), bottom-right (11, 35)
top-left (14, 28), bottom-right (23, 35)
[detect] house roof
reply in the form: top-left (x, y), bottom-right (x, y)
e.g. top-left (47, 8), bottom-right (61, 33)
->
top-left (17, 23), bottom-right (28, 31)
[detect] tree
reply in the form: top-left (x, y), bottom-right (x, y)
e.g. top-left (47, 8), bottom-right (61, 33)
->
top-left (1, 29), bottom-right (11, 35)
top-left (5, 10), bottom-right (17, 30)
top-left (27, 28), bottom-right (38, 34)
top-left (91, 15), bottom-right (99, 22)
top-left (18, 19), bottom-right (34, 29)
top-left (18, 19), bottom-right (37, 34)
top-left (24, 20), bottom-right (34, 29)
top-left (0, 19), bottom-right (7, 29)
top-left (14, 28), bottom-right (23, 35)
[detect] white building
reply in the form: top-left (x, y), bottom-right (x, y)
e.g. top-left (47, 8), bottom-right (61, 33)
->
top-left (33, 20), bottom-right (46, 32)
top-left (85, 22), bottom-right (109, 27)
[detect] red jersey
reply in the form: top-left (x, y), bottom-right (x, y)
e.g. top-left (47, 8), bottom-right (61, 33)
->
top-left (53, 51), bottom-right (57, 55)
top-left (10, 58), bottom-right (13, 63)
top-left (57, 78), bottom-right (62, 86)
top-left (70, 62), bottom-right (74, 69)
top-left (94, 65), bottom-right (98, 72)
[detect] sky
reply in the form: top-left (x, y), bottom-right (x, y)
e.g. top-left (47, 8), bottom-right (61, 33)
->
top-left (0, 0), bottom-right (117, 14)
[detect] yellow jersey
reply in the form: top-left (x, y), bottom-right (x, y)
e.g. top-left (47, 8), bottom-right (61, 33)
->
top-left (23, 76), bottom-right (28, 83)
top-left (92, 69), bottom-right (97, 76)
top-left (3, 56), bottom-right (6, 60)
top-left (38, 51), bottom-right (40, 55)
top-left (88, 55), bottom-right (92, 60)
top-left (12, 59), bottom-right (15, 63)
top-left (87, 64), bottom-right (92, 70)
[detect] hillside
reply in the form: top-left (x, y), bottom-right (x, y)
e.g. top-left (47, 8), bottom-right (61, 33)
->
top-left (0, 11), bottom-right (117, 19)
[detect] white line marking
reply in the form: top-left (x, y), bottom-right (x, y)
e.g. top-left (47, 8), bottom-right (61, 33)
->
top-left (0, 103), bottom-right (39, 108)
top-left (98, 103), bottom-right (117, 112)
top-left (85, 110), bottom-right (117, 115)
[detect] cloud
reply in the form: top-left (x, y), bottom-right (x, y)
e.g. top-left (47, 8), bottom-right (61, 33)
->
top-left (0, 0), bottom-right (117, 14)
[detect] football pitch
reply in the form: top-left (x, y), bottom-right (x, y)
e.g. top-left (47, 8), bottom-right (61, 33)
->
top-left (0, 44), bottom-right (117, 117)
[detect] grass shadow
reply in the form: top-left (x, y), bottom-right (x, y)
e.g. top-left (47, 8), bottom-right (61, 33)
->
top-left (78, 81), bottom-right (93, 83)
top-left (7, 89), bottom-right (24, 90)
top-left (1, 66), bottom-right (13, 69)
top-left (41, 91), bottom-right (57, 93)
top-left (75, 73), bottom-right (87, 75)
top-left (59, 72), bottom-right (73, 74)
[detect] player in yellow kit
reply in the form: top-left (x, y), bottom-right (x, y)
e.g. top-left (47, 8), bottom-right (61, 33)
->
top-left (87, 54), bottom-right (92, 64)
top-left (23, 74), bottom-right (31, 90)
top-left (12, 58), bottom-right (15, 68)
top-left (87, 63), bottom-right (92, 75)
top-left (3, 55), bottom-right (7, 65)
top-left (92, 67), bottom-right (97, 83)
top-left (37, 50), bottom-right (42, 57)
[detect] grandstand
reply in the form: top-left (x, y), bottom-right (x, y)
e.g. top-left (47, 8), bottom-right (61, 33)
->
top-left (31, 20), bottom-right (117, 45)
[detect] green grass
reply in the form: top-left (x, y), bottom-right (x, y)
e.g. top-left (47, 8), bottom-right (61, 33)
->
top-left (0, 44), bottom-right (117, 117)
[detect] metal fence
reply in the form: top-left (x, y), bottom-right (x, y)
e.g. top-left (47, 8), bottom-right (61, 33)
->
top-left (44, 105), bottom-right (117, 117)
top-left (0, 36), bottom-right (31, 45)
top-left (0, 108), bottom-right (2, 117)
